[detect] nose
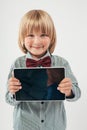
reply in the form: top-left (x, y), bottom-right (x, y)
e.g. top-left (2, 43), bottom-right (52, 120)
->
top-left (34, 36), bottom-right (41, 43)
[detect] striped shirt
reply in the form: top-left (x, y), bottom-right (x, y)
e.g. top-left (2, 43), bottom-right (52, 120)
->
top-left (5, 53), bottom-right (81, 130)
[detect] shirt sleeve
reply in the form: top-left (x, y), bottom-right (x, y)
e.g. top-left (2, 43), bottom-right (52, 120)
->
top-left (5, 63), bottom-right (21, 106)
top-left (64, 60), bottom-right (81, 101)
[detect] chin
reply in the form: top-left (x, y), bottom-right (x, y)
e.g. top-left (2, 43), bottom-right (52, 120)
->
top-left (32, 53), bottom-right (46, 58)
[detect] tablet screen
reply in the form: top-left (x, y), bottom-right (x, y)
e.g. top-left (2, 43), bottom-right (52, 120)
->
top-left (14, 67), bottom-right (65, 101)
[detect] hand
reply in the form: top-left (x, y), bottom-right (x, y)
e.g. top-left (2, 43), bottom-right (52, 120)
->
top-left (57, 78), bottom-right (73, 97)
top-left (8, 77), bottom-right (22, 94)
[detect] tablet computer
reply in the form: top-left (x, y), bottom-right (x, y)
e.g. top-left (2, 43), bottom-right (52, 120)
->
top-left (14, 67), bottom-right (65, 101)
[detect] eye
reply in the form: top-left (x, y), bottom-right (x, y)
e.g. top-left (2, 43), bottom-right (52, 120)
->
top-left (27, 34), bottom-right (34, 37)
top-left (40, 34), bottom-right (49, 37)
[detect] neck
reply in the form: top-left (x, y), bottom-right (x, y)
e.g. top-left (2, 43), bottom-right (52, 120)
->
top-left (29, 51), bottom-right (48, 60)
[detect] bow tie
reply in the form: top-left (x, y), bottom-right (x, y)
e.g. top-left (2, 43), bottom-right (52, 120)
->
top-left (26, 56), bottom-right (51, 67)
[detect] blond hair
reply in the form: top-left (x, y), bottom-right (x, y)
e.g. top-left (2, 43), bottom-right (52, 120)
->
top-left (18, 9), bottom-right (56, 54)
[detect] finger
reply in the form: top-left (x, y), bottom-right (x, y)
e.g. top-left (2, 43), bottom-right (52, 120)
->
top-left (57, 86), bottom-right (72, 94)
top-left (57, 86), bottom-right (72, 91)
top-left (60, 78), bottom-right (71, 84)
top-left (58, 82), bottom-right (72, 88)
top-left (9, 81), bottom-right (21, 86)
top-left (9, 77), bottom-right (21, 86)
top-left (9, 85), bottom-right (22, 90)
top-left (57, 82), bottom-right (72, 92)
top-left (9, 77), bottom-right (20, 82)
top-left (57, 88), bottom-right (67, 94)
top-left (9, 85), bottom-right (22, 94)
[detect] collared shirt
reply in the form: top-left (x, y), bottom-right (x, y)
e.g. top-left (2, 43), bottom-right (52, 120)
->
top-left (5, 53), bottom-right (81, 130)
top-left (26, 51), bottom-right (51, 60)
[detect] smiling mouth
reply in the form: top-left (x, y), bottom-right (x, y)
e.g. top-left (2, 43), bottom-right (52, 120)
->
top-left (31, 46), bottom-right (43, 49)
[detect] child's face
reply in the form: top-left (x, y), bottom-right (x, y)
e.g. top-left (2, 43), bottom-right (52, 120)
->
top-left (24, 31), bottom-right (51, 59)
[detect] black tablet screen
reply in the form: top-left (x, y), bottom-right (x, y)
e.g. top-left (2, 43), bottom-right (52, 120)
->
top-left (14, 68), bottom-right (65, 101)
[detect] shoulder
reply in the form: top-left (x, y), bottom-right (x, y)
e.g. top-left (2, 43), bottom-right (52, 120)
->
top-left (15, 55), bottom-right (26, 62)
top-left (51, 55), bottom-right (69, 66)
top-left (13, 55), bottom-right (26, 68)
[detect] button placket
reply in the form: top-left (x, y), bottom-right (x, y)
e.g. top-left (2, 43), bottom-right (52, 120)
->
top-left (41, 101), bottom-right (44, 104)
top-left (40, 101), bottom-right (45, 129)
top-left (41, 119), bottom-right (44, 123)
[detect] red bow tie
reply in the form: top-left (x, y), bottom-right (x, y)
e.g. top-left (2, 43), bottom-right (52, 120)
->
top-left (26, 56), bottom-right (51, 67)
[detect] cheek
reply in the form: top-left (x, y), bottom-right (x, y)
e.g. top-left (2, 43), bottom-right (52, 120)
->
top-left (24, 38), bottom-right (32, 47)
top-left (24, 37), bottom-right (30, 43)
top-left (43, 39), bottom-right (50, 47)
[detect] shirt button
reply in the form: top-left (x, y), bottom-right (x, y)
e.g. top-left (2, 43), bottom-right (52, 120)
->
top-left (41, 101), bottom-right (44, 104)
top-left (41, 120), bottom-right (44, 123)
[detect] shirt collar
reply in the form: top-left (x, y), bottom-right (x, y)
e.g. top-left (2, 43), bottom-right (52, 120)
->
top-left (26, 51), bottom-right (51, 60)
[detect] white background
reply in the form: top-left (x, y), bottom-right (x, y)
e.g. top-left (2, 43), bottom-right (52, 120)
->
top-left (0, 0), bottom-right (87, 130)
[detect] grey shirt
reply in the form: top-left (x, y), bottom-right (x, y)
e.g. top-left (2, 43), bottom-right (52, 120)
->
top-left (5, 54), bottom-right (81, 130)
